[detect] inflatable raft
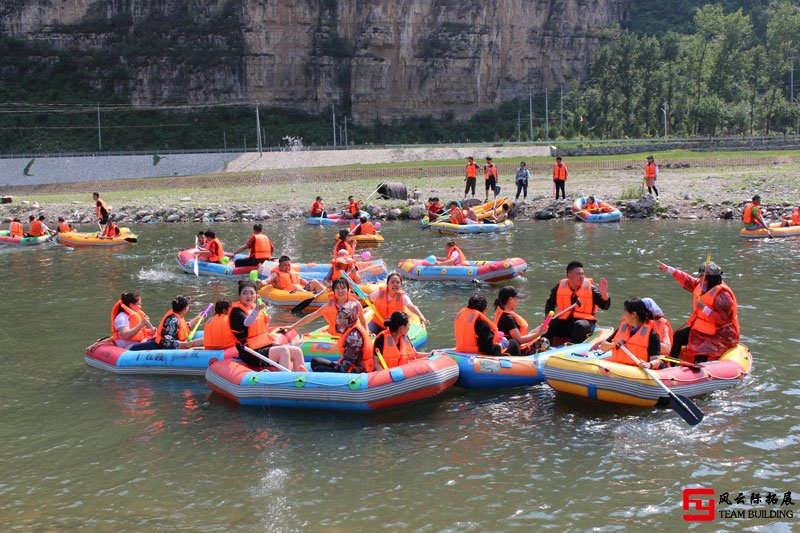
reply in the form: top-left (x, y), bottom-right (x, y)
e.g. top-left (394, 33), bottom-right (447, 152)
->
top-left (428, 220), bottom-right (514, 235)
top-left (257, 258), bottom-right (388, 283)
top-left (543, 344), bottom-right (752, 406)
top-left (421, 198), bottom-right (515, 226)
top-left (352, 233), bottom-right (385, 247)
top-left (0, 230), bottom-right (50, 246)
top-left (175, 249), bottom-right (257, 277)
top-left (259, 282), bottom-right (383, 310)
top-left (739, 223), bottom-right (800, 239)
top-left (572, 197), bottom-right (622, 223)
top-left (396, 257), bottom-right (527, 283)
top-left (56, 229), bottom-right (138, 247)
top-left (206, 352), bottom-right (458, 411)
top-left (298, 309), bottom-right (428, 360)
top-left (85, 329), bottom-right (298, 375)
top-left (306, 212), bottom-right (370, 226)
top-left (439, 327), bottom-right (613, 389)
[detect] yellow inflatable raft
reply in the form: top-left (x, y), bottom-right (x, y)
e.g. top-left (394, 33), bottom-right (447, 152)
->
top-left (56, 228), bottom-right (138, 247)
top-left (259, 282), bottom-right (383, 311)
top-left (352, 234), bottom-right (385, 247)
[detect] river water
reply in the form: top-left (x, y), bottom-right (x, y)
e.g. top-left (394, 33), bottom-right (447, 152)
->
top-left (0, 220), bottom-right (797, 530)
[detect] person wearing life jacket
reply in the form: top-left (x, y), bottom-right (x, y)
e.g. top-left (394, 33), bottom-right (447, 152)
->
top-left (8, 218), bottom-right (23, 238)
top-left (111, 292), bottom-right (156, 349)
top-left (262, 255), bottom-right (325, 293)
top-left (544, 261), bottom-right (611, 345)
top-left (656, 260), bottom-right (740, 363)
top-left (154, 295), bottom-right (205, 350)
top-left (310, 301), bottom-right (374, 373)
top-left (231, 224), bottom-right (274, 267)
top-left (25, 215), bottom-right (54, 238)
top-left (448, 201), bottom-right (466, 225)
top-left (196, 230), bottom-right (225, 263)
top-left (56, 217), bottom-right (73, 233)
top-left (93, 192), bottom-right (110, 225)
top-left (644, 155), bottom-right (659, 197)
top-left (229, 280), bottom-right (306, 370)
top-left (326, 254), bottom-right (362, 285)
top-left (202, 299), bottom-right (238, 351)
top-left (465, 156), bottom-right (479, 198)
top-left (310, 196), bottom-right (327, 218)
top-left (427, 197), bottom-right (443, 222)
top-left (454, 294), bottom-right (507, 356)
top-left (101, 220), bottom-right (121, 238)
top-left (373, 311), bottom-right (426, 368)
top-left (333, 228), bottom-right (357, 259)
top-left (349, 216), bottom-right (376, 236)
top-left (483, 156), bottom-right (499, 203)
top-left (287, 277), bottom-right (366, 336)
top-left (781, 204), bottom-right (800, 227)
top-left (642, 297), bottom-right (673, 356)
top-left (493, 287), bottom-right (549, 356)
top-left (742, 194), bottom-right (769, 230)
top-left (344, 195), bottom-right (361, 219)
top-left (552, 156), bottom-right (568, 200)
top-left (436, 241), bottom-right (468, 266)
top-left (367, 272), bottom-right (429, 334)
top-left (591, 298), bottom-right (662, 368)
top-left (196, 231), bottom-right (208, 250)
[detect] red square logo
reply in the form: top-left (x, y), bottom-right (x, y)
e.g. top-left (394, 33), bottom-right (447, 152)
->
top-left (683, 488), bottom-right (715, 521)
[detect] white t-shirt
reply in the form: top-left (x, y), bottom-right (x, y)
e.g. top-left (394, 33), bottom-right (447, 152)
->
top-left (449, 250), bottom-right (464, 264)
top-left (369, 291), bottom-right (412, 308)
top-left (113, 312), bottom-right (137, 348)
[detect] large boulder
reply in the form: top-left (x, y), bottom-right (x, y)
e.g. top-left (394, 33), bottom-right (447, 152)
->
top-left (407, 205), bottom-right (426, 220)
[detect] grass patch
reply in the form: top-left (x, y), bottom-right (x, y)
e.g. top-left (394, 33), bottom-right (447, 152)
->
top-left (618, 185), bottom-right (641, 200)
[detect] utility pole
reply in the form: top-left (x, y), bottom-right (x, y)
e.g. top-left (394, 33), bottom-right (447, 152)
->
top-left (223, 131), bottom-right (227, 150)
top-left (255, 103), bottom-right (262, 156)
top-left (559, 84), bottom-right (564, 131)
top-left (332, 105), bottom-right (337, 148)
top-left (528, 91), bottom-right (533, 140)
top-left (96, 103), bottom-right (102, 151)
top-left (661, 102), bottom-right (668, 138)
top-left (544, 90), bottom-right (549, 139)
top-left (791, 58), bottom-right (795, 102)
top-left (243, 134), bottom-right (246, 152)
top-left (344, 116), bottom-right (348, 147)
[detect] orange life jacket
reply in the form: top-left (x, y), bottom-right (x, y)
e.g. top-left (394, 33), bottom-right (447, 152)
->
top-left (484, 163), bottom-right (498, 180)
top-left (648, 316), bottom-right (673, 356)
top-left (271, 267), bottom-right (302, 291)
top-left (373, 330), bottom-right (416, 368)
top-left (103, 223), bottom-right (119, 237)
top-left (493, 308), bottom-right (529, 335)
top-left (687, 282), bottom-right (740, 337)
top-left (446, 245), bottom-right (467, 265)
top-left (450, 207), bottom-right (466, 225)
top-left (310, 200), bottom-right (324, 216)
top-left (230, 301), bottom-right (274, 349)
top-left (333, 239), bottom-right (355, 260)
top-left (609, 320), bottom-right (653, 365)
top-left (792, 208), bottom-right (800, 226)
top-left (155, 311), bottom-right (190, 345)
top-left (356, 222), bottom-right (376, 235)
top-left (555, 278), bottom-right (597, 321)
top-left (95, 198), bottom-right (108, 219)
top-left (57, 221), bottom-right (72, 233)
top-left (336, 322), bottom-right (374, 373)
top-left (466, 162), bottom-right (479, 178)
top-left (454, 307), bottom-right (500, 354)
top-left (252, 234), bottom-right (273, 259)
top-left (742, 203), bottom-right (761, 224)
top-left (110, 301), bottom-right (151, 342)
top-left (371, 288), bottom-right (405, 327)
top-left (319, 294), bottom-right (359, 335)
top-left (9, 221), bottom-right (23, 237)
top-left (28, 219), bottom-right (45, 237)
top-left (584, 200), bottom-right (598, 211)
top-left (329, 261), bottom-right (359, 283)
top-left (644, 162), bottom-right (657, 179)
top-left (349, 200), bottom-right (361, 216)
top-left (202, 313), bottom-right (238, 350)
top-left (553, 163), bottom-right (568, 181)
top-left (207, 238), bottom-right (224, 263)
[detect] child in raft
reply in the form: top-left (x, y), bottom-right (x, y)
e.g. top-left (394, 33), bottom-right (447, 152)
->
top-left (590, 297), bottom-right (662, 368)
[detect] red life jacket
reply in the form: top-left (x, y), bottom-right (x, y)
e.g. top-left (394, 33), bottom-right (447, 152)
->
top-left (336, 322), bottom-right (374, 373)
top-left (348, 201), bottom-right (361, 216)
top-left (333, 239), bottom-right (356, 260)
top-left (688, 282), bottom-right (739, 337)
top-left (252, 234), bottom-right (273, 259)
top-left (103, 223), bottom-right (120, 237)
top-left (609, 320), bottom-right (653, 365)
top-left (202, 313), bottom-right (237, 350)
top-left (230, 301), bottom-right (274, 349)
top-left (310, 200), bottom-right (324, 216)
top-left (454, 307), bottom-right (500, 354)
top-left (110, 301), bottom-right (151, 342)
top-left (555, 278), bottom-right (597, 320)
top-left (373, 330), bottom-right (416, 368)
top-left (155, 312), bottom-right (189, 345)
top-left (370, 288), bottom-right (405, 327)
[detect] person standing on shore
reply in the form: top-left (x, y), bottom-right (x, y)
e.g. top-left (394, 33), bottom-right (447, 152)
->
top-left (644, 155), bottom-right (659, 197)
top-left (515, 162), bottom-right (530, 201)
top-left (483, 157), bottom-right (498, 203)
top-left (464, 157), bottom-right (479, 199)
top-left (552, 157), bottom-right (568, 200)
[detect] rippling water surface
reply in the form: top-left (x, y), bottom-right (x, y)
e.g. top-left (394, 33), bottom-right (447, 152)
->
top-left (0, 220), bottom-right (797, 530)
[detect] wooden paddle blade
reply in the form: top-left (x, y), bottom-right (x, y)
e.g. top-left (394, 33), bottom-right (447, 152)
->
top-left (669, 392), bottom-right (704, 426)
top-left (291, 297), bottom-right (316, 315)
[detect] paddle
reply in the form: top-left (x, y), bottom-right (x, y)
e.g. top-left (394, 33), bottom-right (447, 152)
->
top-left (618, 343), bottom-right (704, 426)
top-left (291, 292), bottom-right (321, 316)
top-left (421, 208), bottom-right (452, 229)
top-left (193, 236), bottom-right (200, 276)
top-left (124, 237), bottom-right (138, 243)
top-left (341, 271), bottom-right (384, 323)
top-left (241, 345), bottom-right (291, 372)
top-left (188, 303), bottom-right (213, 341)
top-left (374, 347), bottom-right (389, 370)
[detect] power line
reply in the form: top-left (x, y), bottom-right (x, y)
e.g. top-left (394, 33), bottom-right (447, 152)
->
top-left (0, 123), bottom-right (191, 130)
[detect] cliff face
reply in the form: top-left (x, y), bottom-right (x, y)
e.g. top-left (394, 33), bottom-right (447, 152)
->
top-left (1, 0), bottom-right (628, 122)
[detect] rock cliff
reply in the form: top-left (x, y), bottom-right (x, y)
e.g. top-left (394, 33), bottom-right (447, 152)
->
top-left (1, 0), bottom-right (627, 122)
